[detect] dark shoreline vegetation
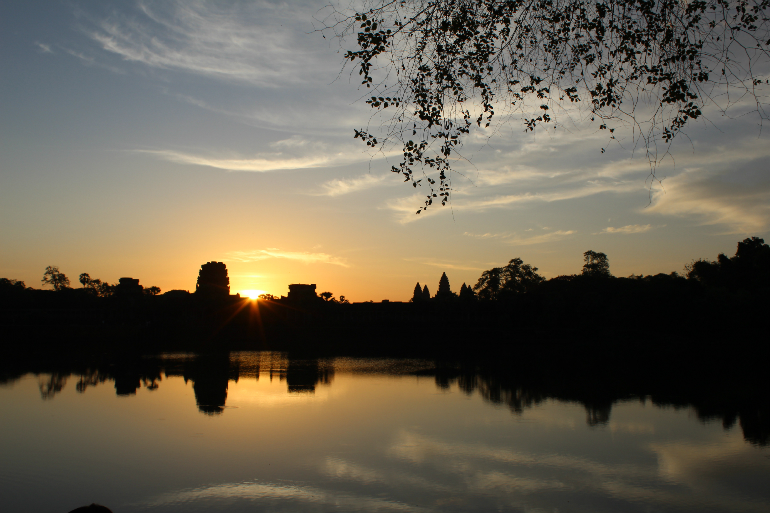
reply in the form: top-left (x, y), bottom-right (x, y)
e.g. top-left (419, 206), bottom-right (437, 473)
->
top-left (2, 237), bottom-right (768, 446)
top-left (1, 237), bottom-right (768, 355)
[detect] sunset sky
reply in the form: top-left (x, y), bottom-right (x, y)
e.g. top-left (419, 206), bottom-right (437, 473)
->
top-left (2, 0), bottom-right (769, 301)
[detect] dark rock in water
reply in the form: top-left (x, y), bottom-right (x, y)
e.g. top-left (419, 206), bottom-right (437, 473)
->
top-left (68, 504), bottom-right (113, 513)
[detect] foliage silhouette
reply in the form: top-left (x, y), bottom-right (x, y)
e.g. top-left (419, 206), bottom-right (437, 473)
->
top-left (474, 266), bottom-right (504, 300)
top-left (321, 0), bottom-right (770, 212)
top-left (474, 257), bottom-right (544, 300)
top-left (582, 250), bottom-right (611, 277)
top-left (41, 266), bottom-right (69, 291)
top-left (686, 236), bottom-right (770, 290)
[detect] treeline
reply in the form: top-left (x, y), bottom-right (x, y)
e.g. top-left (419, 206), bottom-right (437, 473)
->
top-left (409, 238), bottom-right (770, 303)
top-left (1, 266), bottom-right (161, 303)
top-left (1, 237), bottom-right (769, 356)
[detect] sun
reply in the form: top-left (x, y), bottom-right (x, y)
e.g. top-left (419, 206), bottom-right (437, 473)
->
top-left (239, 289), bottom-right (268, 299)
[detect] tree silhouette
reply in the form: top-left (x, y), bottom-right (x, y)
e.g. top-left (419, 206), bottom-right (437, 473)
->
top-left (41, 266), bottom-right (70, 291)
top-left (474, 267), bottom-right (504, 301)
top-left (687, 236), bottom-right (770, 290)
top-left (0, 278), bottom-right (26, 295)
top-left (320, 291), bottom-right (334, 302)
top-left (322, 0), bottom-right (770, 212)
top-left (582, 251), bottom-right (611, 278)
top-left (500, 258), bottom-right (545, 294)
top-left (474, 257), bottom-right (544, 299)
top-left (79, 273), bottom-right (91, 288)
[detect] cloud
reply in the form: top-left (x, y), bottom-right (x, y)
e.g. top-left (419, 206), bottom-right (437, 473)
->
top-left (61, 47), bottom-right (127, 74)
top-left (317, 174), bottom-right (390, 197)
top-left (600, 224), bottom-right (653, 235)
top-left (227, 249), bottom-right (349, 267)
top-left (141, 479), bottom-right (424, 512)
top-left (84, 1), bottom-right (328, 87)
top-left (462, 232), bottom-right (511, 239)
top-left (647, 168), bottom-right (770, 233)
top-left (410, 259), bottom-right (486, 271)
top-left (505, 230), bottom-right (576, 246)
top-left (35, 42), bottom-right (53, 54)
top-left (136, 149), bottom-right (368, 173)
top-left (387, 182), bottom-right (641, 223)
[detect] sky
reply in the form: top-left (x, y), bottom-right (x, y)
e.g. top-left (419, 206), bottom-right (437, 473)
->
top-left (2, 0), bottom-right (769, 301)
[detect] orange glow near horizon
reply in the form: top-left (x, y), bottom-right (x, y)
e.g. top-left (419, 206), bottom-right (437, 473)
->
top-left (239, 289), bottom-right (269, 299)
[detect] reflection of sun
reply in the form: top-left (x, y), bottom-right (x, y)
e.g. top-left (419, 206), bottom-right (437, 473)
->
top-left (239, 289), bottom-right (268, 299)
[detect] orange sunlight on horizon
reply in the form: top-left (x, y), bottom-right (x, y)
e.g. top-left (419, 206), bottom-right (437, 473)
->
top-left (239, 289), bottom-right (269, 299)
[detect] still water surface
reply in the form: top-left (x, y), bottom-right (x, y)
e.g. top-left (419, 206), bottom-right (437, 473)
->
top-left (0, 352), bottom-right (768, 512)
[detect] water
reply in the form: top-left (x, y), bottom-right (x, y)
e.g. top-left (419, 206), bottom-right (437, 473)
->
top-left (0, 352), bottom-right (768, 512)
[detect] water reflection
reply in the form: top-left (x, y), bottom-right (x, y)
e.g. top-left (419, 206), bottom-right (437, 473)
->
top-left (1, 352), bottom-right (768, 445)
top-left (1, 352), bottom-right (769, 513)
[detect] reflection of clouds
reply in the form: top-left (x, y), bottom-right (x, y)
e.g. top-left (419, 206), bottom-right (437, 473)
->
top-left (608, 421), bottom-right (656, 435)
top-left (468, 471), bottom-right (566, 493)
top-left (324, 457), bottom-right (383, 485)
top-left (140, 480), bottom-right (425, 512)
top-left (652, 438), bottom-right (770, 491)
top-left (382, 429), bottom-right (770, 513)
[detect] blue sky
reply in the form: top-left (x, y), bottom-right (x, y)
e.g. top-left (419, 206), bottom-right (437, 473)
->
top-left (2, 0), bottom-right (769, 300)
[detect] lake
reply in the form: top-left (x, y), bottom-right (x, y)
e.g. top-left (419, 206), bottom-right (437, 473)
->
top-left (1, 351), bottom-right (768, 512)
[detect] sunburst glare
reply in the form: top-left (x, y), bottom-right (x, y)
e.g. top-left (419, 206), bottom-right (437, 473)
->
top-left (240, 289), bottom-right (268, 299)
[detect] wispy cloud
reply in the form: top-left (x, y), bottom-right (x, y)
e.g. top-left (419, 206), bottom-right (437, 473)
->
top-left (317, 174), bottom-right (390, 197)
top-left (647, 168), bottom-right (770, 233)
top-left (388, 181), bottom-right (639, 223)
top-left (600, 224), bottom-right (653, 235)
top-left (35, 42), bottom-right (53, 54)
top-left (462, 232), bottom-right (511, 239)
top-left (84, 1), bottom-right (326, 87)
top-left (60, 47), bottom-right (127, 74)
top-left (415, 260), bottom-right (486, 271)
top-left (227, 249), bottom-right (349, 267)
top-left (505, 230), bottom-right (577, 246)
top-left (136, 149), bottom-right (368, 173)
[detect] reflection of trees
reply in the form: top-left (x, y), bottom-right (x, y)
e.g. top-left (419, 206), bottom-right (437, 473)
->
top-left (584, 401), bottom-right (613, 427)
top-left (38, 373), bottom-right (68, 399)
top-left (76, 370), bottom-right (110, 393)
top-left (433, 367), bottom-right (547, 414)
top-left (429, 364), bottom-right (769, 445)
top-left (5, 353), bottom-right (768, 445)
